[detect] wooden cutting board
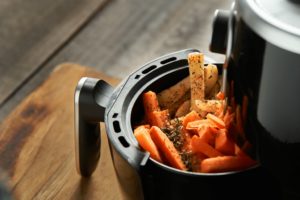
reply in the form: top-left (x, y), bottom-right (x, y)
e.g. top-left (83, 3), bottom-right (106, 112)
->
top-left (0, 63), bottom-right (122, 200)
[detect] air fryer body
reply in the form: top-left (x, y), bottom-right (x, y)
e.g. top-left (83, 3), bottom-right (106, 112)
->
top-left (75, 1), bottom-right (300, 198)
top-left (229, 6), bottom-right (300, 200)
top-left (103, 49), bottom-right (281, 200)
top-left (75, 48), bottom-right (283, 200)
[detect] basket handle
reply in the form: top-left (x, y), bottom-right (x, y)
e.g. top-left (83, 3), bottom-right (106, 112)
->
top-left (74, 78), bottom-right (115, 176)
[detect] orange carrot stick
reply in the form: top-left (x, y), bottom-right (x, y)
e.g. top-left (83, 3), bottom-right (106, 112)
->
top-left (223, 111), bottom-right (229, 125)
top-left (208, 126), bottom-right (219, 138)
top-left (236, 105), bottom-right (246, 142)
top-left (182, 110), bottom-right (202, 127)
top-left (150, 126), bottom-right (187, 171)
top-left (242, 95), bottom-right (248, 127)
top-left (224, 112), bottom-right (236, 126)
top-left (185, 145), bottom-right (207, 172)
top-left (215, 129), bottom-right (235, 155)
top-left (134, 126), bottom-right (163, 163)
top-left (142, 91), bottom-right (161, 126)
top-left (234, 143), bottom-right (247, 157)
top-left (186, 119), bottom-right (217, 130)
top-left (228, 113), bottom-right (236, 122)
top-left (227, 106), bottom-right (232, 114)
top-left (217, 92), bottom-right (224, 100)
top-left (226, 119), bottom-right (238, 142)
top-left (201, 155), bottom-right (258, 173)
top-left (152, 110), bottom-right (170, 128)
top-left (134, 124), bottom-right (150, 130)
top-left (230, 97), bottom-right (236, 112)
top-left (158, 148), bottom-right (171, 166)
top-left (191, 135), bottom-right (224, 158)
top-left (180, 127), bottom-right (193, 152)
top-left (241, 141), bottom-right (253, 155)
top-left (197, 126), bottom-right (216, 147)
top-left (192, 153), bottom-right (206, 172)
top-left (206, 113), bottom-right (226, 129)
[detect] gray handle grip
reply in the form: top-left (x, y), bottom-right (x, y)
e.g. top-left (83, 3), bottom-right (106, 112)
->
top-left (74, 78), bottom-right (115, 176)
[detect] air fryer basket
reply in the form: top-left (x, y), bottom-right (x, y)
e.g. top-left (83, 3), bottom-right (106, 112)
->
top-left (75, 49), bottom-right (281, 200)
top-left (107, 49), bottom-right (258, 169)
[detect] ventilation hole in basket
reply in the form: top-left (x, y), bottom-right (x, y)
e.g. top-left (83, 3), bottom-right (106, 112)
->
top-left (135, 75), bottom-right (140, 79)
top-left (113, 121), bottom-right (121, 133)
top-left (118, 136), bottom-right (130, 148)
top-left (142, 65), bottom-right (157, 74)
top-left (112, 113), bottom-right (118, 118)
top-left (160, 57), bottom-right (177, 64)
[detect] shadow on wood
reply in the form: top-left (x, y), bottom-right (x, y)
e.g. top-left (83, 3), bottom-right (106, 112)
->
top-left (0, 63), bottom-right (121, 199)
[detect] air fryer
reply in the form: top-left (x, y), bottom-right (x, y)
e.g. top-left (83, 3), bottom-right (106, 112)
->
top-left (74, 48), bottom-right (281, 200)
top-left (74, 0), bottom-right (300, 199)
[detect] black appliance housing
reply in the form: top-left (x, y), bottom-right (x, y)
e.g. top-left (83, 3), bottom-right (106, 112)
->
top-left (210, 1), bottom-right (300, 199)
top-left (75, 0), bottom-right (300, 199)
top-left (75, 48), bottom-right (281, 200)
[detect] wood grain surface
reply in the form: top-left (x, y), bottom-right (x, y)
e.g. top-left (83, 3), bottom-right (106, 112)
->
top-left (0, 0), bottom-right (110, 106)
top-left (0, 0), bottom-right (233, 123)
top-left (0, 63), bottom-right (122, 200)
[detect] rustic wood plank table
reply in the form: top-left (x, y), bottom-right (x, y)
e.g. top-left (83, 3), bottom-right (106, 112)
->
top-left (0, 0), bottom-right (233, 199)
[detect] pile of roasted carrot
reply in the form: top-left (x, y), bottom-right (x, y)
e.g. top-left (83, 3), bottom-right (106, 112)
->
top-left (134, 52), bottom-right (258, 173)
